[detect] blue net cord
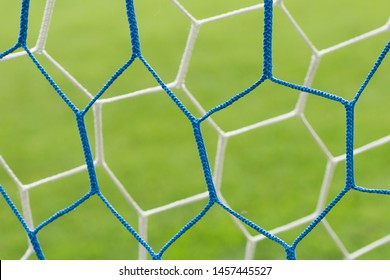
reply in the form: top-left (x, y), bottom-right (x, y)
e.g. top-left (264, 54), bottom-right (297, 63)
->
top-left (0, 0), bottom-right (389, 260)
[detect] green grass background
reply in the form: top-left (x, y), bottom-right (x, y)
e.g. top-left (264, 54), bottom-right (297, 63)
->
top-left (0, 0), bottom-right (389, 259)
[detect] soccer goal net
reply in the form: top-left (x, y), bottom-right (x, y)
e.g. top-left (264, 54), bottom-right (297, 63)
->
top-left (0, 0), bottom-right (389, 260)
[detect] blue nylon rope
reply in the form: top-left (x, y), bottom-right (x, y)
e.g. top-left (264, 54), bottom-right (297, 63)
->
top-left (17, 0), bottom-right (30, 46)
top-left (262, 0), bottom-right (273, 79)
top-left (82, 54), bottom-right (138, 116)
top-left (125, 0), bottom-right (141, 56)
top-left (0, 0), bottom-right (389, 260)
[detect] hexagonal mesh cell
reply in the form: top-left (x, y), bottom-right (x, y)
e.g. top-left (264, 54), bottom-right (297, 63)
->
top-left (0, 0), bottom-right (389, 260)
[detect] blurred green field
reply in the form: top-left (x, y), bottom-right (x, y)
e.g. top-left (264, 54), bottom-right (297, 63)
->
top-left (0, 0), bottom-right (389, 260)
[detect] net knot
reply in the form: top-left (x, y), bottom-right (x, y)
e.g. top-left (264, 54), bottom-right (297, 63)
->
top-left (285, 246), bottom-right (297, 260)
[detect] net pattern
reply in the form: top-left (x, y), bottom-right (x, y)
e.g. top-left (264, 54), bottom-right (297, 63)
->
top-left (0, 0), bottom-right (389, 260)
